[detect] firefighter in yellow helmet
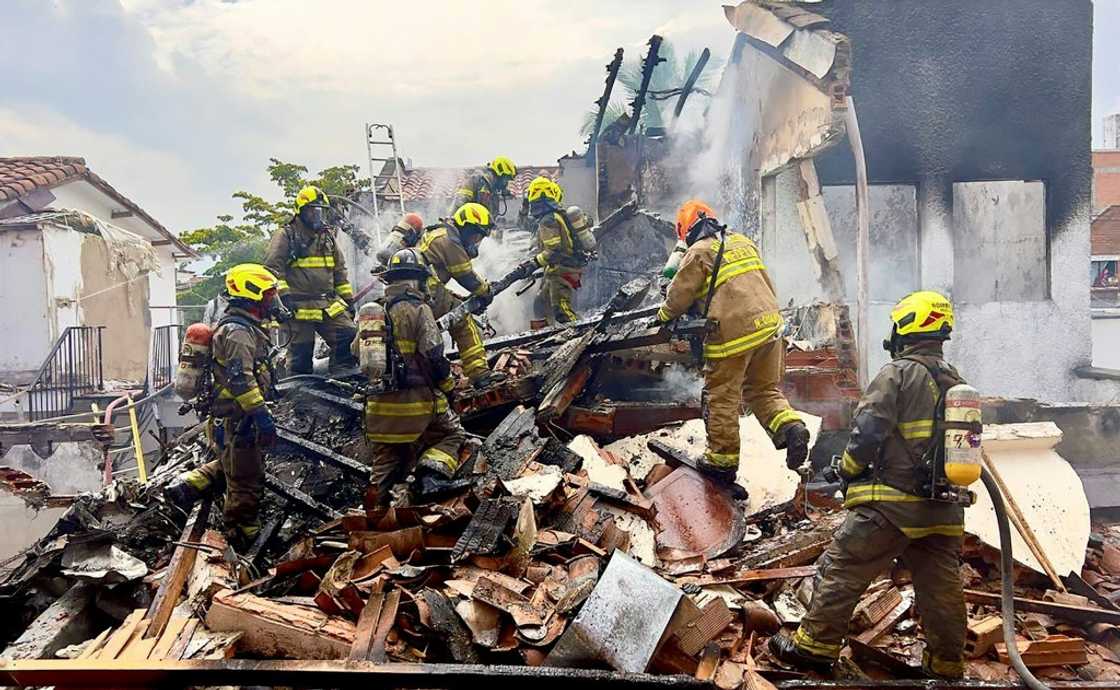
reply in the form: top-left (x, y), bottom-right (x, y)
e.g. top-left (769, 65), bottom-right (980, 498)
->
top-left (416, 202), bottom-right (505, 388)
top-left (355, 248), bottom-right (466, 507)
top-left (451, 156), bottom-right (517, 219)
top-left (166, 264), bottom-right (284, 549)
top-left (654, 200), bottom-right (809, 484)
top-left (264, 185), bottom-right (358, 374)
top-left (770, 291), bottom-right (969, 680)
top-left (507, 177), bottom-right (597, 324)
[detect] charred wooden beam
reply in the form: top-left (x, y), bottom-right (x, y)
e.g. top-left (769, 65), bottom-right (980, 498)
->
top-left (276, 428), bottom-right (371, 480)
top-left (0, 660), bottom-right (713, 689)
top-left (264, 473), bottom-right (341, 521)
top-left (144, 496), bottom-right (212, 639)
top-left (963, 589), bottom-right (1120, 626)
top-left (452, 306), bottom-right (661, 357)
top-left (561, 401), bottom-right (701, 439)
top-left (586, 48), bottom-right (624, 166)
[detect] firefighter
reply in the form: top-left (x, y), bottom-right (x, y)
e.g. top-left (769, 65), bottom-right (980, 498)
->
top-left (451, 156), bottom-right (517, 219)
top-left (356, 248), bottom-right (466, 507)
top-left (264, 185), bottom-right (357, 374)
top-left (375, 212), bottom-right (425, 267)
top-left (654, 200), bottom-right (810, 483)
top-left (417, 202), bottom-right (504, 388)
top-left (769, 291), bottom-right (968, 680)
top-left (511, 177), bottom-right (597, 325)
top-left (165, 263), bottom-right (282, 549)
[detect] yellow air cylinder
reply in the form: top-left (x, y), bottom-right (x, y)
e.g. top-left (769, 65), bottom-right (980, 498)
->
top-left (944, 383), bottom-right (982, 486)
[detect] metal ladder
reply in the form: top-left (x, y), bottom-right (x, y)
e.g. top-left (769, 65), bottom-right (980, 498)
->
top-left (365, 123), bottom-right (406, 230)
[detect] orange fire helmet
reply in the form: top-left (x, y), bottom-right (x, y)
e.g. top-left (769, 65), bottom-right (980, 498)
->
top-left (676, 199), bottom-right (718, 242)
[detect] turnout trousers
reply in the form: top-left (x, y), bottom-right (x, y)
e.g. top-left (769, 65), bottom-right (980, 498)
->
top-left (702, 336), bottom-right (800, 469)
top-left (793, 506), bottom-right (966, 678)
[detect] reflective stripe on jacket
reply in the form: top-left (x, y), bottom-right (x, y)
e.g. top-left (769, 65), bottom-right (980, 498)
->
top-left (656, 232), bottom-right (782, 360)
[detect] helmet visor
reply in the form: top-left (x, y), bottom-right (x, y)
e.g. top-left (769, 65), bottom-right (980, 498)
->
top-left (301, 204), bottom-right (327, 230)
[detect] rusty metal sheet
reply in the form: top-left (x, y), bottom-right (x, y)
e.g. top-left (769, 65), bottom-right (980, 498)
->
top-left (545, 551), bottom-right (682, 673)
top-left (645, 466), bottom-right (746, 562)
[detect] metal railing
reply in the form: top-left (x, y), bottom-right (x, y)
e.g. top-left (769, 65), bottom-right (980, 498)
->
top-left (26, 326), bottom-right (105, 421)
top-left (149, 324), bottom-right (179, 394)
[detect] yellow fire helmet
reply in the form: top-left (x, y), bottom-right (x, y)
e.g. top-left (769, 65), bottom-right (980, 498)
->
top-left (890, 290), bottom-right (954, 338)
top-left (452, 202), bottom-right (493, 230)
top-left (488, 156), bottom-right (517, 179)
top-left (295, 185), bottom-right (330, 211)
top-left (226, 263), bottom-right (280, 301)
top-left (526, 176), bottom-right (562, 203)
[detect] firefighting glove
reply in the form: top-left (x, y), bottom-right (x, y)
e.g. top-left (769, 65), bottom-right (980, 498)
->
top-left (783, 422), bottom-right (811, 470)
top-left (647, 315), bottom-right (669, 330)
top-left (250, 407), bottom-right (277, 448)
top-left (512, 258), bottom-right (539, 281)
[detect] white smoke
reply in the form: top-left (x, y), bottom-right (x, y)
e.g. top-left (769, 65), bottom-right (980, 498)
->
top-left (471, 231), bottom-right (539, 336)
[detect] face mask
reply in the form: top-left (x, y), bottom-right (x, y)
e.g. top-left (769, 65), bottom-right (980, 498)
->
top-left (300, 204), bottom-right (327, 231)
top-left (264, 290), bottom-right (292, 322)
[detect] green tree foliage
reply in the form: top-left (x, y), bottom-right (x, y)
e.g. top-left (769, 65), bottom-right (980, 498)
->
top-left (177, 159), bottom-right (367, 305)
top-left (580, 41), bottom-right (724, 138)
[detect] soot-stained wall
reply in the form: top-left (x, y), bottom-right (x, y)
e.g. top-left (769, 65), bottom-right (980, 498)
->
top-left (755, 0), bottom-right (1097, 402)
top-left (812, 0), bottom-right (1092, 237)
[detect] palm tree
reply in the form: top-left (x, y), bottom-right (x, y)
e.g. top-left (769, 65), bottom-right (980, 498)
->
top-left (580, 40), bottom-right (723, 139)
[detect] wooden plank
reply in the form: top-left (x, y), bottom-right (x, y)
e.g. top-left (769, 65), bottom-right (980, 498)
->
top-left (96, 610), bottom-right (146, 660)
top-left (144, 496), bottom-right (212, 639)
top-left (205, 589), bottom-right (356, 659)
top-left (349, 593), bottom-right (385, 661)
top-left (149, 615), bottom-right (190, 660)
top-left (964, 589), bottom-right (1120, 625)
top-left (76, 628), bottom-right (112, 660)
top-left (686, 566), bottom-right (816, 587)
top-left (368, 590), bottom-right (400, 663)
top-left (120, 636), bottom-right (157, 661)
top-left (167, 619), bottom-right (200, 661)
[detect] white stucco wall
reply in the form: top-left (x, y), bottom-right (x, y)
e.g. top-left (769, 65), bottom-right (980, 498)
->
top-left (762, 170), bottom-right (1101, 403)
top-left (50, 180), bottom-right (177, 322)
top-left (0, 230), bottom-right (51, 380)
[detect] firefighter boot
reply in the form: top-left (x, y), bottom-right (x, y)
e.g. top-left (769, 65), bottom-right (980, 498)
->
top-left (696, 455), bottom-right (739, 486)
top-left (768, 632), bottom-right (835, 673)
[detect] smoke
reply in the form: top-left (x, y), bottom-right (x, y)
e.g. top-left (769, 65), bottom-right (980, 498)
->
top-left (681, 44), bottom-right (775, 235)
top-left (472, 231), bottom-right (539, 335)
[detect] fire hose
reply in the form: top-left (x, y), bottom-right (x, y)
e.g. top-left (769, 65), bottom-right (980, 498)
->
top-left (980, 466), bottom-right (1051, 690)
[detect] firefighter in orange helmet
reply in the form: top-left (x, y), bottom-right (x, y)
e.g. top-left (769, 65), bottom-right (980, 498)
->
top-left (654, 200), bottom-right (809, 484)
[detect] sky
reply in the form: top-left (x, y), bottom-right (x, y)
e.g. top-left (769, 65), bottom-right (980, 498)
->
top-left (0, 0), bottom-right (1117, 236)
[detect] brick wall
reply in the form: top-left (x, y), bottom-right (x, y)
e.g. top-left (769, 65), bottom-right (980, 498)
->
top-left (1093, 206), bottom-right (1120, 255)
top-left (1093, 150), bottom-right (1120, 211)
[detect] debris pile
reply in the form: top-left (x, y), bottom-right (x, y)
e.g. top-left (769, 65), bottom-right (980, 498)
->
top-left (4, 296), bottom-right (1119, 686)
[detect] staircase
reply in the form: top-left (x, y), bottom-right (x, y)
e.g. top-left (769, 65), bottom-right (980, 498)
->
top-left (26, 326), bottom-right (105, 421)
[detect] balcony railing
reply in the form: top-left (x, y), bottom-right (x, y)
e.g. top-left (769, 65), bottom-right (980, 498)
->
top-left (26, 326), bottom-right (105, 421)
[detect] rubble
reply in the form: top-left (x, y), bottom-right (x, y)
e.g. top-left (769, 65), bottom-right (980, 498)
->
top-left (4, 297), bottom-right (1120, 688)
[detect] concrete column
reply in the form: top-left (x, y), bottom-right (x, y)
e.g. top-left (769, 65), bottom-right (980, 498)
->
top-left (917, 176), bottom-right (954, 295)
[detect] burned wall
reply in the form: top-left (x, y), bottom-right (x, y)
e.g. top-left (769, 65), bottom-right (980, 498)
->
top-left (735, 0), bottom-right (1096, 402)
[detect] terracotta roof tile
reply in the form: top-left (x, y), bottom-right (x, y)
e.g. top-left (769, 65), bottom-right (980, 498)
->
top-left (0, 156), bottom-right (196, 256)
top-left (377, 165), bottom-right (560, 203)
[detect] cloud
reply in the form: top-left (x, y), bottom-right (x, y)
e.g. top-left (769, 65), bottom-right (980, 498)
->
top-left (0, 105), bottom-right (201, 230)
top-left (2, 0), bottom-right (737, 233)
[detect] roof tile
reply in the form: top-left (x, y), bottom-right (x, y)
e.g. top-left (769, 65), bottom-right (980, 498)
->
top-left (377, 165), bottom-right (561, 203)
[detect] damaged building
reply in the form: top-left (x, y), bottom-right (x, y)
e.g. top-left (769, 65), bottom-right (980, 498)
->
top-left (3, 0), bottom-right (1120, 688)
